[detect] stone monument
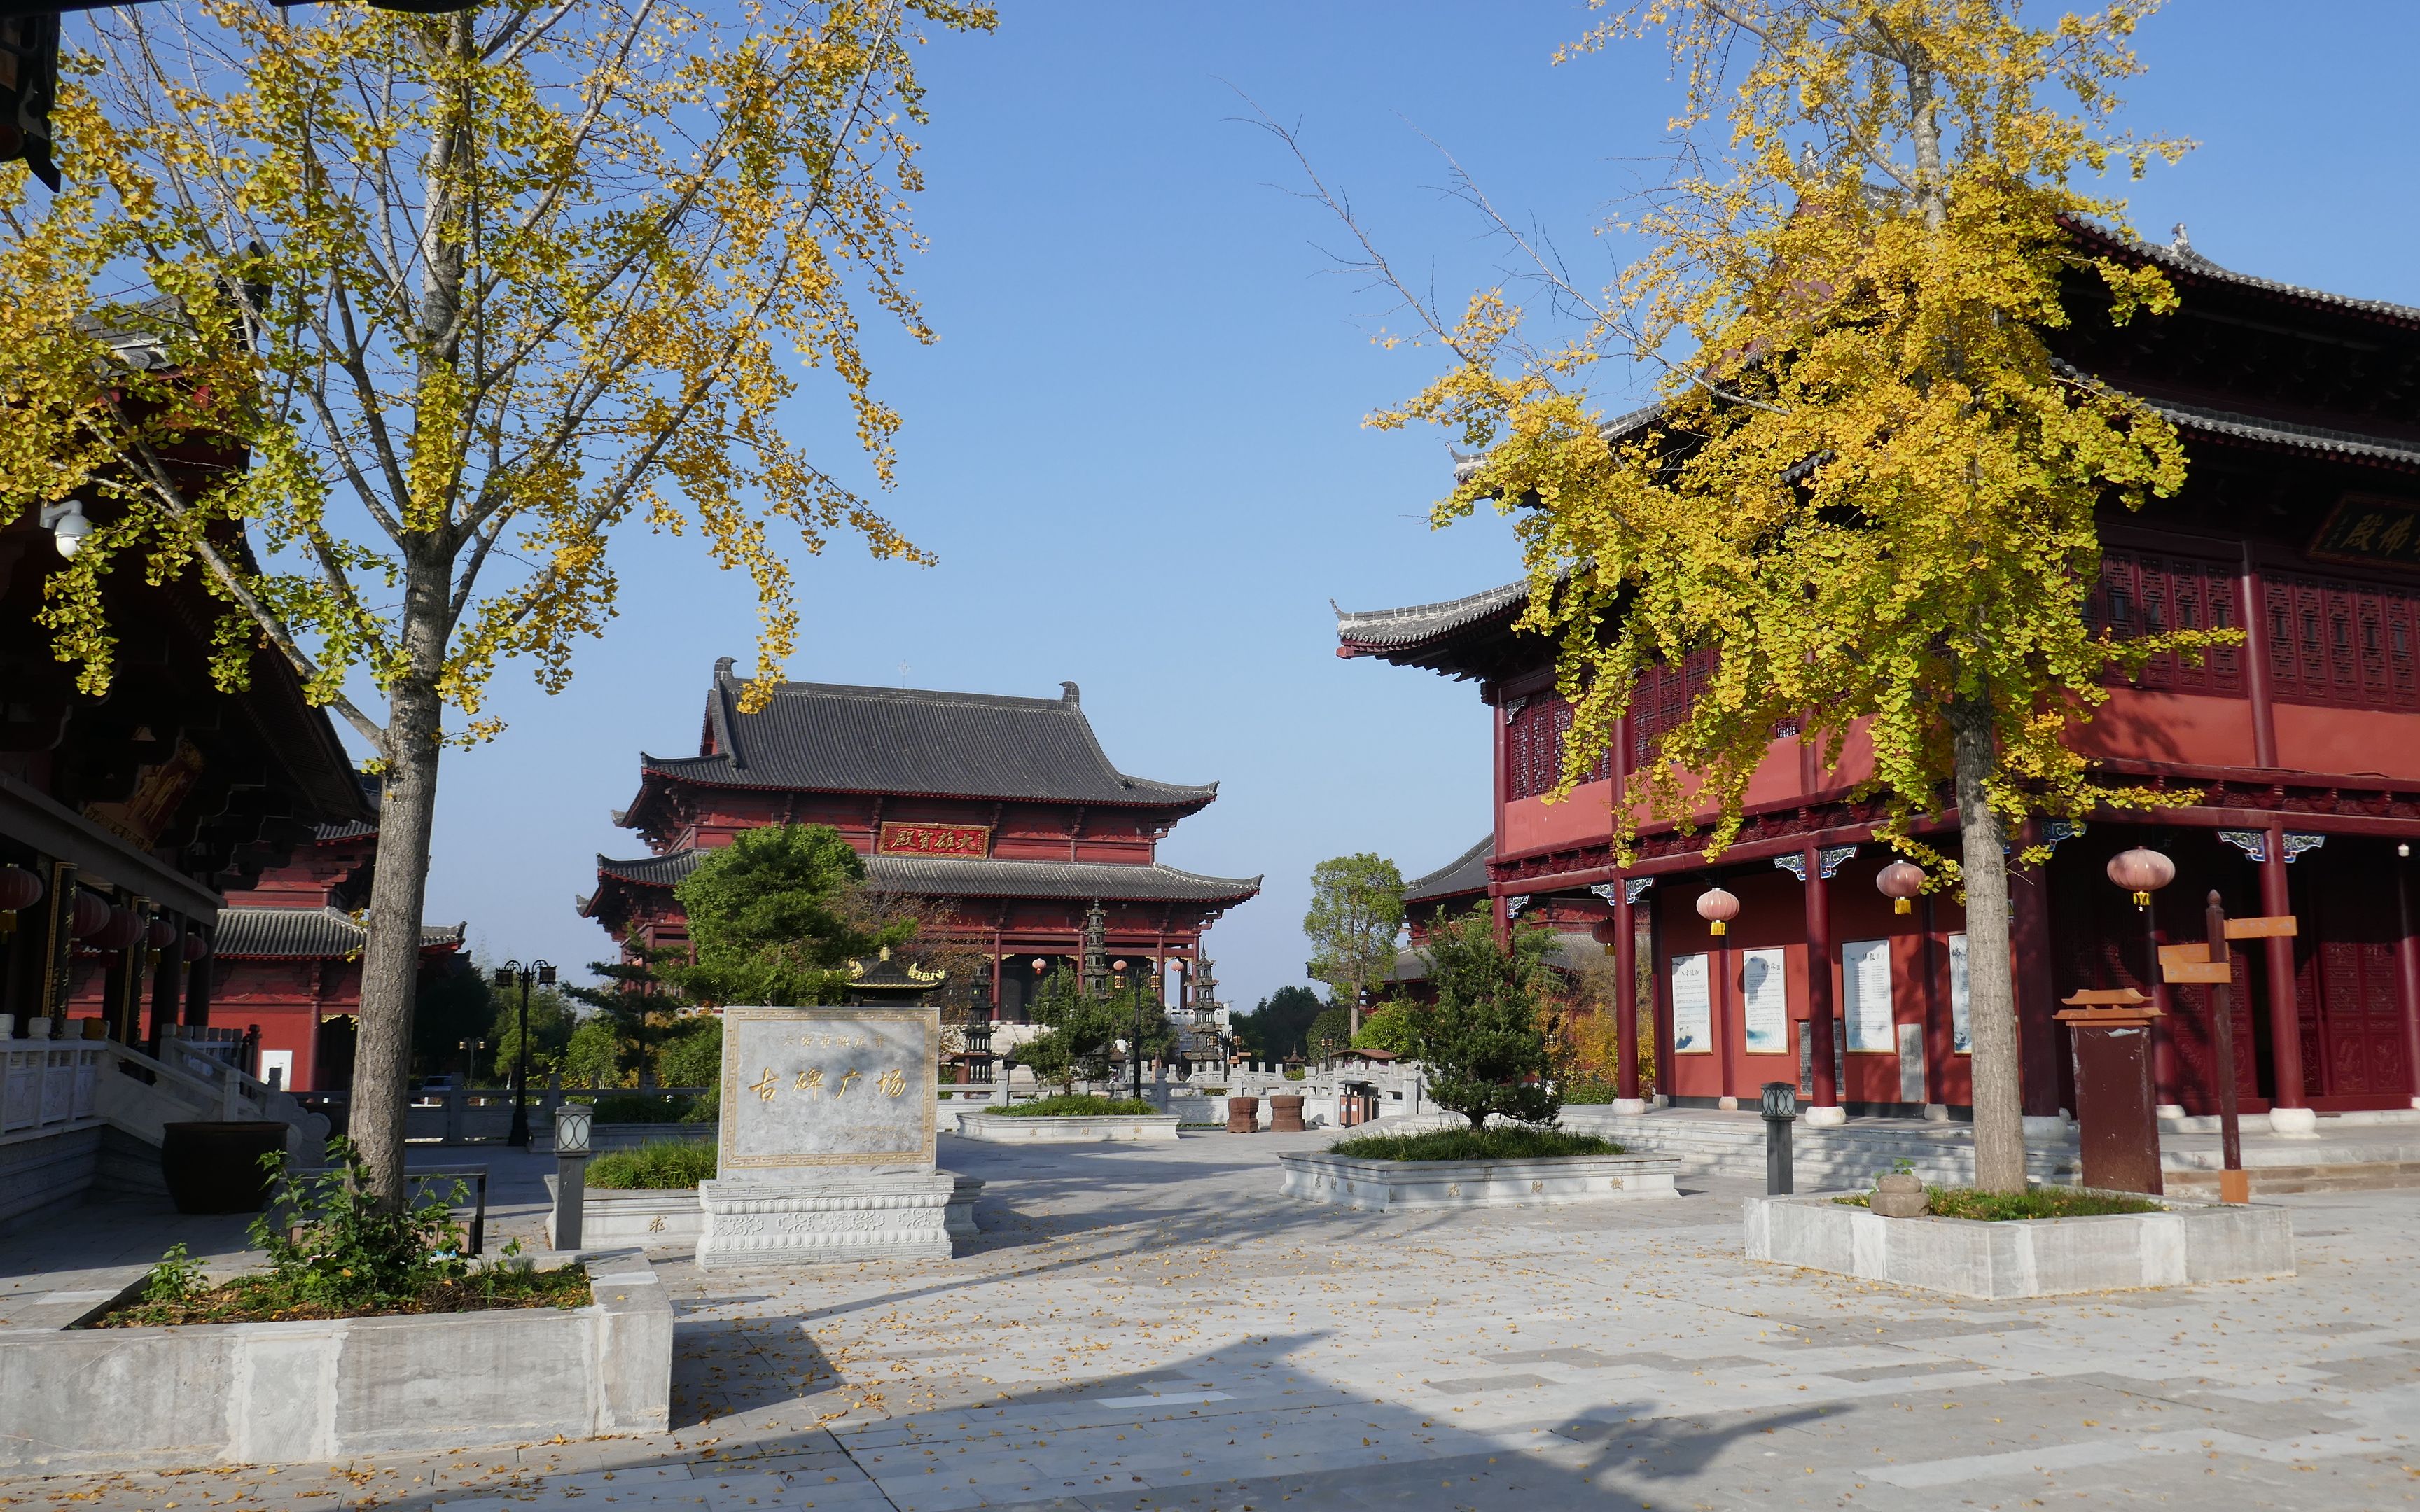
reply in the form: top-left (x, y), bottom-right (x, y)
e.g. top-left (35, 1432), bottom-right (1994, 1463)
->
top-left (696, 950), bottom-right (954, 1269)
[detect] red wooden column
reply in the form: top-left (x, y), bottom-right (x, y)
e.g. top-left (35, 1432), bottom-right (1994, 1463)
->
top-left (2146, 909), bottom-right (2182, 1110)
top-left (1802, 843), bottom-right (1842, 1124)
top-left (2259, 821), bottom-right (2309, 1115)
top-left (2397, 855), bottom-right (2420, 1110)
top-left (1613, 879), bottom-right (1642, 1107)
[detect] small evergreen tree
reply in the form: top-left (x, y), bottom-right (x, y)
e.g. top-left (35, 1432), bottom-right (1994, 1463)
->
top-left (1416, 905), bottom-right (1564, 1130)
top-left (670, 825), bottom-right (903, 1007)
top-left (562, 934), bottom-right (693, 1089)
top-left (1017, 969), bottom-right (1124, 1094)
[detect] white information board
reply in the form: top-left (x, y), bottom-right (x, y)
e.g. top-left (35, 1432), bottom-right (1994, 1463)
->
top-left (1947, 932), bottom-right (1971, 1054)
top-left (1671, 952), bottom-right (1713, 1054)
top-left (1842, 939), bottom-right (1895, 1052)
top-left (1739, 948), bottom-right (1788, 1053)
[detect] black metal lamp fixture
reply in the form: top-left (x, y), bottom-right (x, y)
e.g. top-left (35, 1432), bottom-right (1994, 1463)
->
top-left (493, 959), bottom-right (555, 1149)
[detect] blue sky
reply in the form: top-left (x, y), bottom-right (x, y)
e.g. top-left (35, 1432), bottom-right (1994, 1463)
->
top-left (421, 0), bottom-right (2420, 1007)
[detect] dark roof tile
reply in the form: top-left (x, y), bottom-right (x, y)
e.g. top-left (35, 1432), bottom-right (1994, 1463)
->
top-left (214, 906), bottom-right (463, 959)
top-left (591, 847), bottom-right (1260, 906)
top-left (1404, 836), bottom-right (1494, 904)
top-left (645, 664), bottom-right (1218, 808)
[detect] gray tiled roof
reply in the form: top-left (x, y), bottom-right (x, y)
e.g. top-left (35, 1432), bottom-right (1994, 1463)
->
top-left (592, 848), bottom-right (1260, 905)
top-left (1334, 580), bottom-right (1531, 653)
top-left (1404, 836), bottom-right (1493, 904)
top-left (2068, 218), bottom-right (2420, 327)
top-left (1386, 928), bottom-right (1602, 982)
top-left (214, 906), bottom-right (464, 959)
top-left (644, 664), bottom-right (1218, 808)
top-left (2140, 396), bottom-right (2420, 469)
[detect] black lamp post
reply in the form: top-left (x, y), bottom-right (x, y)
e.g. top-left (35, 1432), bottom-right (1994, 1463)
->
top-left (494, 958), bottom-right (556, 1149)
top-left (1132, 972), bottom-right (1150, 1102)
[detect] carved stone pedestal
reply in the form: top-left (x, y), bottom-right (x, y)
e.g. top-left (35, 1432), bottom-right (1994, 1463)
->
top-left (697, 1173), bottom-right (955, 1269)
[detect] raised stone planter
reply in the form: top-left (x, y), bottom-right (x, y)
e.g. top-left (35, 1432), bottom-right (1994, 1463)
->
top-left (1744, 1191), bottom-right (2297, 1298)
top-left (0, 1249), bottom-right (671, 1471)
top-left (954, 1112), bottom-right (1182, 1144)
top-left (548, 1175), bottom-right (983, 1247)
top-left (1277, 1151), bottom-right (1682, 1212)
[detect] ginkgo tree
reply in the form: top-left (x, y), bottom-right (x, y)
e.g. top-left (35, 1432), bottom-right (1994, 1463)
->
top-left (1305, 0), bottom-right (2232, 1191)
top-left (0, 0), bottom-right (993, 1203)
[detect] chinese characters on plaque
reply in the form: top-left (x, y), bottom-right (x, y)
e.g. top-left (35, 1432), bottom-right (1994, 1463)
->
top-left (2310, 493), bottom-right (2420, 570)
top-left (717, 1005), bottom-right (938, 1172)
top-left (875, 822), bottom-right (991, 858)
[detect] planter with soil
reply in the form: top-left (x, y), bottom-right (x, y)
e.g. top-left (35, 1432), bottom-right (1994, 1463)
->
top-left (1279, 1126), bottom-right (1681, 1212)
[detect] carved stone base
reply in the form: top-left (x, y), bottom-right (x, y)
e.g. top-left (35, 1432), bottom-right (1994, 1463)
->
top-left (697, 1173), bottom-right (956, 1269)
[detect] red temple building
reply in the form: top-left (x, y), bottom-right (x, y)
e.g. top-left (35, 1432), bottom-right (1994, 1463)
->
top-left (62, 805), bottom-right (471, 1091)
top-left (1340, 224), bottom-right (2420, 1126)
top-left (581, 662), bottom-right (1261, 1018)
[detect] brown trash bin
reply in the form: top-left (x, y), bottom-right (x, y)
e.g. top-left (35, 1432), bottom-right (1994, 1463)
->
top-left (1269, 1094), bottom-right (1306, 1133)
top-left (1225, 1096), bottom-right (1260, 1133)
top-left (160, 1121), bottom-right (289, 1214)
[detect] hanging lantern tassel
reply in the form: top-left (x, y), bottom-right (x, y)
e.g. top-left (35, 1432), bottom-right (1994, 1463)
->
top-left (1875, 859), bottom-right (1926, 916)
top-left (2104, 846), bottom-right (2177, 910)
top-left (1695, 886), bottom-right (1739, 937)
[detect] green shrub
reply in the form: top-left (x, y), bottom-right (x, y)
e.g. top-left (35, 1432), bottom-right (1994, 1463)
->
top-left (987, 1093), bottom-right (1157, 1117)
top-left (1557, 1075), bottom-right (1619, 1105)
top-left (589, 1138), bottom-right (719, 1189)
top-left (655, 1017), bottom-right (722, 1088)
top-left (1351, 999), bottom-right (1426, 1056)
top-left (587, 1092), bottom-right (698, 1123)
top-left (1328, 1126), bottom-right (1620, 1161)
top-left (1831, 1185), bottom-right (2164, 1220)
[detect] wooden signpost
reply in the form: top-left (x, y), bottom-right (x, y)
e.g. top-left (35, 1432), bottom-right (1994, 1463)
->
top-left (2158, 895), bottom-right (2297, 1205)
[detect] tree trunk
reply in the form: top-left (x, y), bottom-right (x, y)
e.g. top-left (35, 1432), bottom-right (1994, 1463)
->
top-left (351, 568), bottom-right (452, 1208)
top-left (1950, 699), bottom-right (2027, 1193)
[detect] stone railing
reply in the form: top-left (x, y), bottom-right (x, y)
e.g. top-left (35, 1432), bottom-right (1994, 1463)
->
top-left (0, 1020), bottom-right (107, 1135)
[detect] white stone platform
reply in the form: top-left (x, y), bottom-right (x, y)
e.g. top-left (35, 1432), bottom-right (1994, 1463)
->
top-left (1278, 1150), bottom-right (1681, 1211)
top-left (954, 1112), bottom-right (1182, 1143)
top-left (696, 1172), bottom-right (955, 1269)
top-left (551, 1174), bottom-right (983, 1248)
top-left (1744, 1190), bottom-right (2297, 1298)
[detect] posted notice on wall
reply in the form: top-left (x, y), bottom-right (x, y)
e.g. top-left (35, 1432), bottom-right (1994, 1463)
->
top-left (1948, 932), bottom-right (1971, 1054)
top-left (1842, 939), bottom-right (1895, 1052)
top-left (1671, 952), bottom-right (1712, 1053)
top-left (1740, 948), bottom-right (1788, 1053)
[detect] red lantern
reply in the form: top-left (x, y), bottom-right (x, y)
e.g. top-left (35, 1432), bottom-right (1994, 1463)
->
top-left (1875, 860), bottom-right (1926, 916)
top-left (1590, 916), bottom-right (1622, 946)
top-left (2105, 846), bottom-right (2176, 909)
top-left (71, 891), bottom-right (112, 939)
top-left (147, 916), bottom-right (177, 951)
top-left (182, 932), bottom-right (211, 962)
top-left (1695, 886), bottom-right (1740, 937)
top-left (0, 864), bottom-right (42, 936)
top-left (92, 906), bottom-right (147, 951)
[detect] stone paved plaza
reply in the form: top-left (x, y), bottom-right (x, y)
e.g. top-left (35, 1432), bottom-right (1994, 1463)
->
top-left (4, 1130), bottom-right (2417, 1511)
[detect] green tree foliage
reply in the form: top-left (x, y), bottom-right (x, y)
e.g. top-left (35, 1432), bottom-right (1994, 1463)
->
top-left (1416, 906), bottom-right (1564, 1130)
top-left (1307, 1007), bottom-right (1353, 1058)
top-left (562, 934), bottom-right (691, 1088)
top-left (671, 825), bottom-right (900, 1007)
top-left (1302, 854), bottom-right (1406, 1033)
top-left (1230, 985), bottom-right (1324, 1060)
top-left (409, 962), bottom-right (494, 1079)
top-left (1015, 969), bottom-right (1125, 1095)
top-left (561, 1016), bottom-right (624, 1090)
top-left (487, 982), bottom-right (574, 1081)
top-left (1351, 999), bottom-right (1427, 1057)
top-left (655, 1017), bottom-right (723, 1091)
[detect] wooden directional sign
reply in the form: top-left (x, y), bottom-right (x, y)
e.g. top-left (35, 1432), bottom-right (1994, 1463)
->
top-left (2062, 988), bottom-right (2150, 1007)
top-left (2223, 914), bottom-right (2297, 940)
top-left (2158, 942), bottom-right (2209, 969)
top-left (2162, 960), bottom-right (2236, 985)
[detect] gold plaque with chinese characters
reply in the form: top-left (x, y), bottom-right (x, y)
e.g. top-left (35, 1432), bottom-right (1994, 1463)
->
top-left (716, 1005), bottom-right (938, 1171)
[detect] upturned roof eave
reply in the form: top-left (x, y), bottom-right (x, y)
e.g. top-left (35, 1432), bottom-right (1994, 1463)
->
top-left (632, 754), bottom-right (1219, 811)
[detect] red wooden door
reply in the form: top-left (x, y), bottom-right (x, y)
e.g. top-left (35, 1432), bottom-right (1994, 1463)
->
top-left (2296, 859), bottom-right (2413, 1105)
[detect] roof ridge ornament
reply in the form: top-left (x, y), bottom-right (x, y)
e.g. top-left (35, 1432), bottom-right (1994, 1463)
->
top-left (1060, 680), bottom-right (1080, 704)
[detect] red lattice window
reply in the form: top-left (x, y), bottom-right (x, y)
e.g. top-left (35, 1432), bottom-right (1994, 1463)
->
top-left (2265, 571), bottom-right (2420, 713)
top-left (1504, 697), bottom-right (1615, 800)
top-left (2085, 550), bottom-right (2242, 697)
top-left (1629, 650), bottom-right (1714, 766)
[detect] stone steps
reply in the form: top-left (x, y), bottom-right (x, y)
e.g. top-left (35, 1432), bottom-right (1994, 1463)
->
top-left (2162, 1160), bottom-right (2420, 1196)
